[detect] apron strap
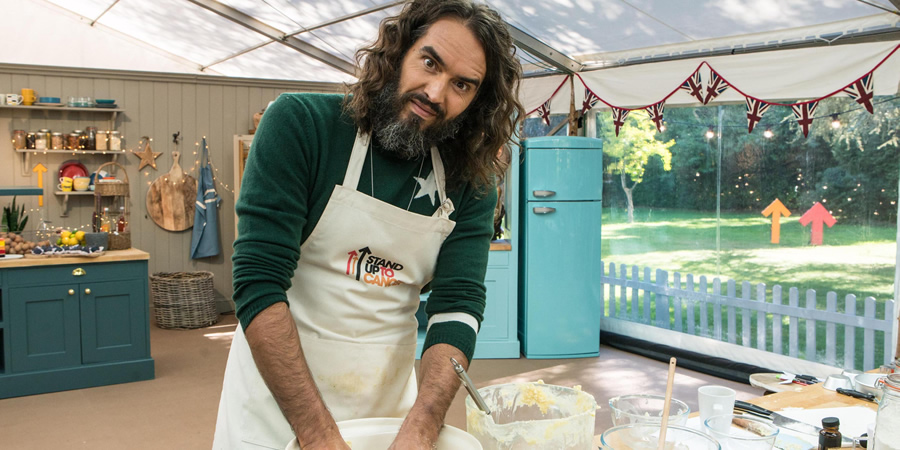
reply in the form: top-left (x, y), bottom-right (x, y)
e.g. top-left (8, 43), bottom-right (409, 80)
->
top-left (429, 146), bottom-right (454, 219)
top-left (342, 131), bottom-right (371, 190)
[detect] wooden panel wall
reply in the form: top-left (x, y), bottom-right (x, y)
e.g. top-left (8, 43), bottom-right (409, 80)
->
top-left (0, 65), bottom-right (340, 310)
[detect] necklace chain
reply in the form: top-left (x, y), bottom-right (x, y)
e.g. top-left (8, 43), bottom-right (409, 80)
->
top-left (369, 142), bottom-right (426, 212)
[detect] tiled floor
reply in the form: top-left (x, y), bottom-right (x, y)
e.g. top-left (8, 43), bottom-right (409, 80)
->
top-left (0, 313), bottom-right (761, 449)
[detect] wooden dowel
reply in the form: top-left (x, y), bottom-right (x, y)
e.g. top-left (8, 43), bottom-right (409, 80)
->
top-left (658, 357), bottom-right (677, 450)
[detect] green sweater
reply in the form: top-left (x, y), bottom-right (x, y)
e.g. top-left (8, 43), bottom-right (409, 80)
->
top-left (232, 93), bottom-right (496, 361)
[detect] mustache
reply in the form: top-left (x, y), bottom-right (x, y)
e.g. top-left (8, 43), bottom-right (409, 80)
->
top-left (400, 92), bottom-right (445, 120)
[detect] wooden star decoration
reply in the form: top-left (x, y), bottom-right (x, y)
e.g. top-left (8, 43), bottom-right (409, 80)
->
top-left (132, 139), bottom-right (162, 170)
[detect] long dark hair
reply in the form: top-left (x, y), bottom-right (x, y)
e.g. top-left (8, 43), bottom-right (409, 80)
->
top-left (345, 0), bottom-right (524, 190)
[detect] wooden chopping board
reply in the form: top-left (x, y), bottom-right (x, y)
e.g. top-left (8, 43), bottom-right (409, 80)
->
top-left (146, 151), bottom-right (197, 231)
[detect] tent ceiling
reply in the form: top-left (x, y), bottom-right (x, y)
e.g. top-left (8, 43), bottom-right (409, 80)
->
top-left (15, 0), bottom-right (900, 82)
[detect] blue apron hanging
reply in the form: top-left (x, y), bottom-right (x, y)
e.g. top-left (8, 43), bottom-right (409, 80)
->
top-left (190, 138), bottom-right (221, 259)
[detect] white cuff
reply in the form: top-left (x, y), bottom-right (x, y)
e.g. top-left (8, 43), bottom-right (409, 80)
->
top-left (426, 312), bottom-right (480, 334)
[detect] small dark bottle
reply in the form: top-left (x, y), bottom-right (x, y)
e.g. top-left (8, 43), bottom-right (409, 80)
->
top-left (818, 417), bottom-right (842, 450)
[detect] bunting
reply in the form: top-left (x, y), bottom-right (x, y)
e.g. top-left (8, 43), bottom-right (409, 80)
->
top-left (703, 70), bottom-right (730, 105)
top-left (611, 108), bottom-right (630, 137)
top-left (745, 98), bottom-right (770, 134)
top-left (582, 88), bottom-right (600, 115)
top-left (792, 101), bottom-right (819, 138)
top-left (842, 72), bottom-right (875, 114)
top-left (680, 71), bottom-right (704, 103)
top-left (647, 102), bottom-right (665, 132)
top-left (537, 100), bottom-right (551, 126)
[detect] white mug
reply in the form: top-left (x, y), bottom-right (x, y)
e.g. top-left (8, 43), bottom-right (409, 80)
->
top-left (698, 385), bottom-right (736, 431)
top-left (6, 94), bottom-right (23, 105)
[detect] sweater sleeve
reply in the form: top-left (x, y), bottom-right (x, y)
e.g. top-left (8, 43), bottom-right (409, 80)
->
top-left (421, 182), bottom-right (497, 362)
top-left (231, 94), bottom-right (313, 329)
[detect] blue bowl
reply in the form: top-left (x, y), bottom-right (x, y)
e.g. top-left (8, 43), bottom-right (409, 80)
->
top-left (38, 97), bottom-right (60, 103)
top-left (95, 99), bottom-right (116, 104)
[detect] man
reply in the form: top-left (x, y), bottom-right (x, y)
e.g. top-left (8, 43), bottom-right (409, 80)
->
top-left (213, 0), bottom-right (523, 448)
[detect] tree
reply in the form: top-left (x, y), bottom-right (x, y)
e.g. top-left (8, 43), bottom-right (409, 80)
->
top-left (597, 111), bottom-right (675, 223)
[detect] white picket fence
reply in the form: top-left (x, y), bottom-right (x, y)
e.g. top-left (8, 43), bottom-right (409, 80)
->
top-left (600, 261), bottom-right (897, 371)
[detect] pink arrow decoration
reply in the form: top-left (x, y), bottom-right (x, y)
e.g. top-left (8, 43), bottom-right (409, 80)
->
top-left (798, 202), bottom-right (836, 245)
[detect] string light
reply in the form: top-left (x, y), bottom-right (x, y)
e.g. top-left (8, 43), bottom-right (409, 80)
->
top-left (705, 127), bottom-right (715, 140)
top-left (659, 121), bottom-right (667, 132)
top-left (831, 114), bottom-right (841, 129)
top-left (763, 128), bottom-right (774, 139)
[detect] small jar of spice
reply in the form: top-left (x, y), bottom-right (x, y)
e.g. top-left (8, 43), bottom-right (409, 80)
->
top-left (66, 132), bottom-right (80, 150)
top-left (95, 130), bottom-right (108, 151)
top-left (51, 132), bottom-right (64, 150)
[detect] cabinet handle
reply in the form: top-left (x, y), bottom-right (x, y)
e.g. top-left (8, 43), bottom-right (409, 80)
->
top-left (533, 206), bottom-right (557, 215)
top-left (68, 289), bottom-right (75, 295)
top-left (533, 190), bottom-right (556, 198)
top-left (73, 268), bottom-right (86, 276)
top-left (84, 288), bottom-right (91, 295)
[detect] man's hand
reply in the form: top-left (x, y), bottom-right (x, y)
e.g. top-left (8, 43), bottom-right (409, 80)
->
top-left (389, 343), bottom-right (466, 449)
top-left (245, 302), bottom-right (347, 449)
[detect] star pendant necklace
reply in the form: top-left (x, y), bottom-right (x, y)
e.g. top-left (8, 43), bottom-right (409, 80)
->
top-left (369, 141), bottom-right (426, 211)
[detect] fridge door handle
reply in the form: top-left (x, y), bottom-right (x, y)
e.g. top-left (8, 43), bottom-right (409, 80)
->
top-left (533, 190), bottom-right (556, 198)
top-left (533, 206), bottom-right (556, 215)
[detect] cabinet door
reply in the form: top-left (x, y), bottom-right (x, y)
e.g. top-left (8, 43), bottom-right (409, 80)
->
top-left (80, 279), bottom-right (147, 364)
top-left (478, 268), bottom-right (509, 341)
top-left (9, 285), bottom-right (82, 372)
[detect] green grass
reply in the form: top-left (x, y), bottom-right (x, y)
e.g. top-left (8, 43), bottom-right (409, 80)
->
top-left (601, 207), bottom-right (896, 370)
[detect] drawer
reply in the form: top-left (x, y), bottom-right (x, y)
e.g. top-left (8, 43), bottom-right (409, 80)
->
top-left (5, 261), bottom-right (147, 288)
top-left (488, 250), bottom-right (510, 267)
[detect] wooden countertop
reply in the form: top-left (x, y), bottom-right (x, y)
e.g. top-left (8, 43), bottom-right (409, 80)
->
top-left (490, 239), bottom-right (512, 251)
top-left (0, 248), bottom-right (149, 268)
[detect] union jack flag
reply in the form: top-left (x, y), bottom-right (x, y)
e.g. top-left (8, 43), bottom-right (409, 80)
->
top-left (680, 70), bottom-right (704, 103)
top-left (703, 70), bottom-right (730, 105)
top-left (647, 102), bottom-right (665, 132)
top-left (842, 72), bottom-right (875, 114)
top-left (611, 108), bottom-right (630, 137)
top-left (791, 101), bottom-right (818, 138)
top-left (537, 100), bottom-right (551, 126)
top-left (745, 97), bottom-right (770, 134)
top-left (582, 88), bottom-right (600, 115)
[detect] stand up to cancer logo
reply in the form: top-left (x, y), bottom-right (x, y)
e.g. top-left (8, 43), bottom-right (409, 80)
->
top-left (345, 247), bottom-right (404, 287)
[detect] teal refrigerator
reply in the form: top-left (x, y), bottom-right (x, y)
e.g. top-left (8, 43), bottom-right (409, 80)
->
top-left (518, 136), bottom-right (603, 358)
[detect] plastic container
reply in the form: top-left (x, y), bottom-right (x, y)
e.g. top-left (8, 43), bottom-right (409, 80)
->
top-left (600, 424), bottom-right (721, 450)
top-left (466, 382), bottom-right (597, 449)
top-left (874, 374), bottom-right (900, 450)
top-left (608, 394), bottom-right (690, 427)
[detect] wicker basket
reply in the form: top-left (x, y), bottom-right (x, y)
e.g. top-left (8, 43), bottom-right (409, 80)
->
top-left (94, 161), bottom-right (130, 196)
top-left (150, 271), bottom-right (218, 329)
top-left (108, 231), bottom-right (131, 250)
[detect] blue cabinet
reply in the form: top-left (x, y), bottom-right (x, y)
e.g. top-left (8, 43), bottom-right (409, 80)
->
top-left (416, 146), bottom-right (520, 360)
top-left (0, 254), bottom-right (154, 399)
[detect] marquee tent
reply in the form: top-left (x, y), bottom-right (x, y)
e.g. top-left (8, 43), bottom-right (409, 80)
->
top-left (4, 0), bottom-right (900, 113)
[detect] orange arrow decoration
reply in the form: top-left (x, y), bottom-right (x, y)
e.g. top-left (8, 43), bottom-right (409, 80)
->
top-left (798, 202), bottom-right (837, 245)
top-left (32, 163), bottom-right (47, 207)
top-left (761, 198), bottom-right (791, 244)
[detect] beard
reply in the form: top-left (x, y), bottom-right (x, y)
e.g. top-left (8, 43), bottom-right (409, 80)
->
top-left (370, 80), bottom-right (466, 160)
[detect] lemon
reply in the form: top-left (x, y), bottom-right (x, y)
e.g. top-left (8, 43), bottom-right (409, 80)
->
top-left (61, 230), bottom-right (72, 240)
top-left (68, 237), bottom-right (80, 246)
top-left (75, 230), bottom-right (85, 241)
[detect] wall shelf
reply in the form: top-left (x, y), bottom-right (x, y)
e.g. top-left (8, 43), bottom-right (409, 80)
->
top-left (54, 191), bottom-right (94, 216)
top-left (0, 186), bottom-right (42, 196)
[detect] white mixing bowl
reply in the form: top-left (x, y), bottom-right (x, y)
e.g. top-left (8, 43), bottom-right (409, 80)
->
top-left (285, 417), bottom-right (482, 450)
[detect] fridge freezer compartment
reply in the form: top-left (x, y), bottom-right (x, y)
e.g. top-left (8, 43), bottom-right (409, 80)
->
top-left (522, 148), bottom-right (603, 201)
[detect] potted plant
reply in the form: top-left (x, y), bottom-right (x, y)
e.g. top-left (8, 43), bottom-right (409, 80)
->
top-left (2, 196), bottom-right (28, 234)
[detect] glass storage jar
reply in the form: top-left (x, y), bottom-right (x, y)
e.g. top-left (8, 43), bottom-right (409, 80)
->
top-left (35, 129), bottom-right (51, 150)
top-left (66, 132), bottom-right (80, 150)
top-left (84, 126), bottom-right (97, 150)
top-left (26, 132), bottom-right (36, 149)
top-left (51, 132), bottom-right (64, 150)
top-left (874, 373), bottom-right (900, 449)
top-left (12, 130), bottom-right (25, 149)
top-left (109, 131), bottom-right (122, 151)
top-left (95, 130), bottom-right (108, 151)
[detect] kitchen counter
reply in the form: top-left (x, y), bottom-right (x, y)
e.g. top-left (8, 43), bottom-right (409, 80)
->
top-left (0, 248), bottom-right (149, 268)
top-left (0, 247), bottom-right (154, 398)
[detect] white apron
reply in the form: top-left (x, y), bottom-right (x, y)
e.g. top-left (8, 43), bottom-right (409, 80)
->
top-left (213, 131), bottom-right (456, 449)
